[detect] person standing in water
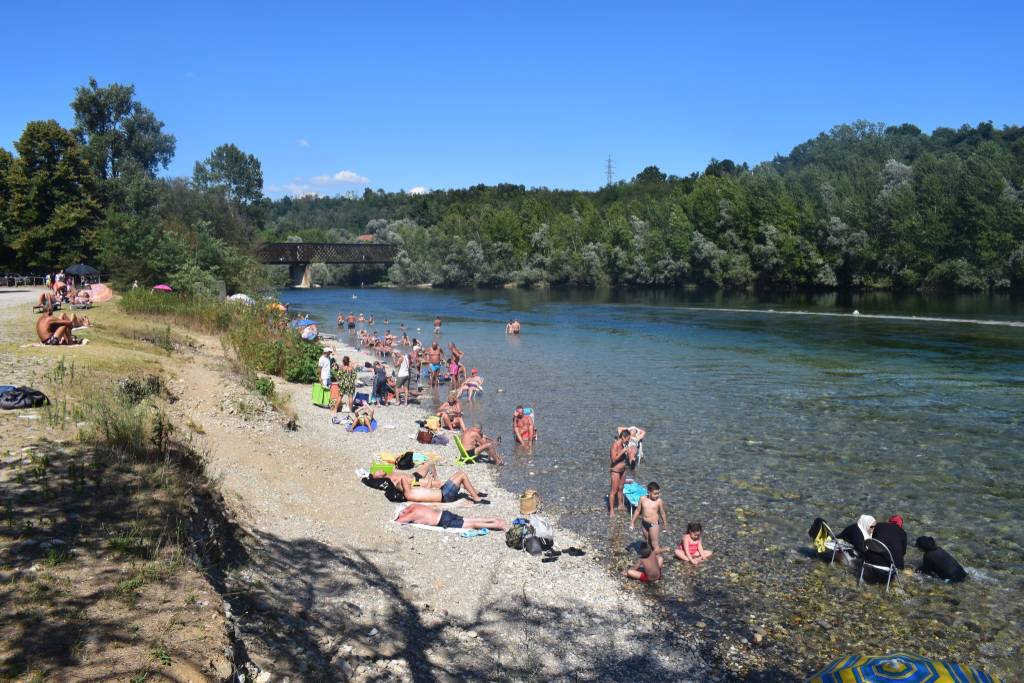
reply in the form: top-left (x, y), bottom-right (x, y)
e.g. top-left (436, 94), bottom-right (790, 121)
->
top-left (434, 316), bottom-right (442, 335)
top-left (608, 429), bottom-right (630, 517)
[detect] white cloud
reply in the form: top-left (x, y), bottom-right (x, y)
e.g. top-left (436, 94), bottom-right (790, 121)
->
top-left (265, 182), bottom-right (320, 198)
top-left (312, 170), bottom-right (369, 185)
top-left (334, 170), bottom-right (368, 183)
top-left (296, 138), bottom-right (310, 147)
top-left (407, 186), bottom-right (428, 195)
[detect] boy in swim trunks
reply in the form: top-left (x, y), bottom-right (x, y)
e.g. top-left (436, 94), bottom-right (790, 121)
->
top-left (624, 542), bottom-right (663, 583)
top-left (631, 482), bottom-right (668, 554)
top-left (396, 503), bottom-right (507, 530)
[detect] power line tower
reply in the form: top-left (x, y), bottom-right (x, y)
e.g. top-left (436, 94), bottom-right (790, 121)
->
top-left (605, 155), bottom-right (614, 186)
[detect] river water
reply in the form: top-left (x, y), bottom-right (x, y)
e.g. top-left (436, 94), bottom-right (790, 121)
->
top-left (281, 287), bottom-right (1024, 680)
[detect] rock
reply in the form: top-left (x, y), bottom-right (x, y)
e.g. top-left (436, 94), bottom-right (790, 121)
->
top-left (696, 621), bottom-right (707, 629)
top-left (466, 630), bottom-right (478, 639)
top-left (255, 672), bottom-right (273, 683)
top-left (752, 631), bottom-right (765, 646)
top-left (368, 627), bottom-right (378, 637)
top-left (350, 643), bottom-right (375, 660)
top-left (211, 657), bottom-right (233, 680)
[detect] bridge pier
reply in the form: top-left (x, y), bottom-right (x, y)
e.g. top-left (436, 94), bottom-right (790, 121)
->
top-left (288, 263), bottom-right (312, 288)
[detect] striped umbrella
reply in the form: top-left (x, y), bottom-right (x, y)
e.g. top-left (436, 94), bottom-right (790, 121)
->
top-left (808, 652), bottom-right (1001, 683)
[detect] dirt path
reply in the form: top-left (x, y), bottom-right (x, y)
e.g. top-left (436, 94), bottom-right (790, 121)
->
top-left (167, 334), bottom-right (711, 682)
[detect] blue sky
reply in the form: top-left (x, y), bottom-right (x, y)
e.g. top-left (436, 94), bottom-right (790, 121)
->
top-left (2, 2), bottom-right (1022, 198)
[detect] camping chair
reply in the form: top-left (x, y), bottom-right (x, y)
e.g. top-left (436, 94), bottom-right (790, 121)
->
top-left (859, 537), bottom-right (902, 593)
top-left (453, 433), bottom-right (477, 465)
top-left (820, 521), bottom-right (850, 565)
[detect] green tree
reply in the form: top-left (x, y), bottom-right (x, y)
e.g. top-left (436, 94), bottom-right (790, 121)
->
top-left (5, 120), bottom-right (101, 270)
top-left (71, 77), bottom-right (176, 180)
top-left (192, 143), bottom-right (264, 205)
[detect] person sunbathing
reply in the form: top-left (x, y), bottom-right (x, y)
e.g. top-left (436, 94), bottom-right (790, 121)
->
top-left (457, 368), bottom-right (484, 399)
top-left (35, 311), bottom-right (89, 345)
top-left (372, 468), bottom-right (487, 503)
top-left (461, 425), bottom-right (504, 465)
top-left (396, 503), bottom-right (507, 531)
top-left (437, 392), bottom-right (466, 430)
top-left (35, 291), bottom-right (59, 310)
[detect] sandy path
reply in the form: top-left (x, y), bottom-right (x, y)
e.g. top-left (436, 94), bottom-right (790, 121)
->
top-left (167, 333), bottom-right (710, 681)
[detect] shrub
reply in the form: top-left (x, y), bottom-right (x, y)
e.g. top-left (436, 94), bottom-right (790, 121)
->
top-left (253, 377), bottom-right (275, 399)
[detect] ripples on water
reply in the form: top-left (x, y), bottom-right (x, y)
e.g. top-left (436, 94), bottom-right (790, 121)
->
top-left (284, 287), bottom-right (1024, 679)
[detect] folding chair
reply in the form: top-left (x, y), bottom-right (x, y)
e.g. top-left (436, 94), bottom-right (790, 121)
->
top-left (821, 521), bottom-right (851, 565)
top-left (859, 537), bottom-right (902, 592)
top-left (453, 433), bottom-right (477, 465)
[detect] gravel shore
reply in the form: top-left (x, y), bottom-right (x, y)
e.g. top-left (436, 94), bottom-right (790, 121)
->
top-left (168, 330), bottom-right (711, 681)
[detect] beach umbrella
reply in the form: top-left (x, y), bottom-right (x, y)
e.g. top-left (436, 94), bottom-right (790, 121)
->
top-left (291, 317), bottom-right (317, 327)
top-left (807, 652), bottom-right (1001, 683)
top-left (65, 263), bottom-right (100, 277)
top-left (227, 293), bottom-right (255, 305)
top-left (152, 284), bottom-right (173, 292)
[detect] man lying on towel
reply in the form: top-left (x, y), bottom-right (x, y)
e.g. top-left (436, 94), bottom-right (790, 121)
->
top-left (371, 468), bottom-right (488, 504)
top-left (396, 503), bottom-right (507, 531)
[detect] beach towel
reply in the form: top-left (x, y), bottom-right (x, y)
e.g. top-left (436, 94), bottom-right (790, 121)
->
top-left (623, 481), bottom-right (648, 507)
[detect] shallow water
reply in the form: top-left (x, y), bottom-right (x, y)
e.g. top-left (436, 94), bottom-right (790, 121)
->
top-left (282, 287), bottom-right (1024, 679)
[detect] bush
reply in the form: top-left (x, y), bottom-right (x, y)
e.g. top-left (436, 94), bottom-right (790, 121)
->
top-left (253, 377), bottom-right (275, 399)
top-left (284, 341), bottom-right (321, 383)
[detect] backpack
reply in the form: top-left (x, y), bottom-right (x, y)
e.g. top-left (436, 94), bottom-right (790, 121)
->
top-left (0, 386), bottom-right (49, 410)
top-left (395, 451), bottom-right (416, 470)
top-left (505, 518), bottom-right (535, 550)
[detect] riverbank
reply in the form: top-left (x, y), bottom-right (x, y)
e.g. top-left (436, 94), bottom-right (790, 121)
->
top-left (0, 289), bottom-right (234, 681)
top-left (163, 321), bottom-right (711, 680)
top-left (2, 289), bottom-right (712, 681)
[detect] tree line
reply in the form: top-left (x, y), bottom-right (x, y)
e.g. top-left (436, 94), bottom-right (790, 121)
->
top-left (267, 121), bottom-right (1024, 292)
top-left (2, 78), bottom-right (1023, 294)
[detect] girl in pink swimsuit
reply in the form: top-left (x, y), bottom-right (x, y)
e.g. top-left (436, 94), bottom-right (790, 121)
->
top-left (675, 522), bottom-right (714, 565)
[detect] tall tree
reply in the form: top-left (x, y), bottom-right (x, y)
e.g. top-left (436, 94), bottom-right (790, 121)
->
top-left (71, 77), bottom-right (176, 180)
top-left (5, 120), bottom-right (101, 270)
top-left (192, 143), bottom-right (264, 205)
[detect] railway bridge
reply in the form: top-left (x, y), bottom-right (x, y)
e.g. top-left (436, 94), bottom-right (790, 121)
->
top-left (258, 242), bottom-right (397, 287)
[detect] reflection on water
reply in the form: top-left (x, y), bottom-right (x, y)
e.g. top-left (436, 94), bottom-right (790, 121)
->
top-left (283, 287), bottom-right (1024, 679)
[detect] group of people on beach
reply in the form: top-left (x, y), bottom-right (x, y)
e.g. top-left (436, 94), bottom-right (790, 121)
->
top-left (33, 273), bottom-right (94, 345)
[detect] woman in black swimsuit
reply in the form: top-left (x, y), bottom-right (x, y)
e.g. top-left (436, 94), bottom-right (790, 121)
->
top-left (608, 430), bottom-right (630, 517)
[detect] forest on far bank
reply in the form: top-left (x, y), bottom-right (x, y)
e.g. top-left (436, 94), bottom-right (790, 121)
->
top-left (2, 79), bottom-right (1023, 294)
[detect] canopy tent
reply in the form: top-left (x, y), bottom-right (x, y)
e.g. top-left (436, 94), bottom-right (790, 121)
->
top-left (808, 652), bottom-right (1001, 683)
top-left (64, 263), bottom-right (99, 277)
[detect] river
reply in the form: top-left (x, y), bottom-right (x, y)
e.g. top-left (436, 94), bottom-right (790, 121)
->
top-left (280, 286), bottom-right (1024, 680)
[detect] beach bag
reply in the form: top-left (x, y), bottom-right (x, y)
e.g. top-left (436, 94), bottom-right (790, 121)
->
top-left (416, 429), bottom-right (434, 444)
top-left (519, 490), bottom-right (540, 515)
top-left (523, 535), bottom-right (544, 556)
top-left (395, 452), bottom-right (416, 470)
top-left (528, 515), bottom-right (554, 541)
top-left (431, 433), bottom-right (449, 445)
top-left (0, 386), bottom-right (49, 410)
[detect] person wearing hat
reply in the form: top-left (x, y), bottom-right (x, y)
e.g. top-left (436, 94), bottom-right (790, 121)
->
top-left (915, 536), bottom-right (967, 582)
top-left (864, 514), bottom-right (908, 570)
top-left (318, 347), bottom-right (334, 389)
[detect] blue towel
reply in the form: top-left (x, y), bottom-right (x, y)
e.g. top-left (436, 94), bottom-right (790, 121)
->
top-left (623, 481), bottom-right (648, 507)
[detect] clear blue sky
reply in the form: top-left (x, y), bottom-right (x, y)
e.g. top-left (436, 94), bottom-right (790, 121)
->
top-left (2, 2), bottom-right (1022, 198)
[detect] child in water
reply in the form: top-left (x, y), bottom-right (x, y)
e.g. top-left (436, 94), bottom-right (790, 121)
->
top-left (631, 482), bottom-right (668, 554)
top-left (676, 522), bottom-right (714, 565)
top-left (624, 542), bottom-right (663, 583)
